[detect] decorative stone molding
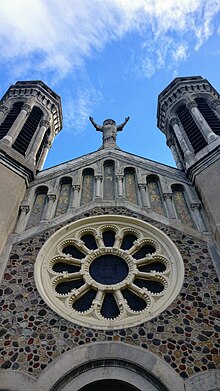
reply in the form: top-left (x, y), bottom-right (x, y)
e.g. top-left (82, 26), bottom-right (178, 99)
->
top-left (166, 138), bottom-right (174, 147)
top-left (169, 116), bottom-right (180, 127)
top-left (0, 104), bottom-right (9, 114)
top-left (35, 215), bottom-right (184, 329)
top-left (186, 100), bottom-right (198, 111)
top-left (190, 202), bottom-right (201, 211)
top-left (21, 103), bottom-right (32, 114)
top-left (40, 119), bottom-right (50, 128)
top-left (211, 98), bottom-right (220, 110)
top-left (20, 205), bottom-right (30, 214)
top-left (163, 192), bottom-right (172, 200)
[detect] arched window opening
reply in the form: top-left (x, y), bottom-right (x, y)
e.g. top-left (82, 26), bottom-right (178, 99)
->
top-left (172, 185), bottom-right (194, 227)
top-left (13, 106), bottom-right (43, 155)
top-left (55, 178), bottom-right (72, 217)
top-left (0, 102), bottom-right (23, 140)
top-left (147, 176), bottom-right (165, 216)
top-left (195, 97), bottom-right (220, 136)
top-left (103, 160), bottom-right (115, 200)
top-left (26, 186), bottom-right (48, 229)
top-left (79, 379), bottom-right (140, 391)
top-left (81, 168), bottom-right (94, 205)
top-left (124, 167), bottom-right (138, 204)
top-left (36, 129), bottom-right (50, 164)
top-left (176, 105), bottom-right (207, 153)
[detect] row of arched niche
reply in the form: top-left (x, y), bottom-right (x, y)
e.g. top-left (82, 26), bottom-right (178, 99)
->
top-left (25, 162), bottom-right (195, 230)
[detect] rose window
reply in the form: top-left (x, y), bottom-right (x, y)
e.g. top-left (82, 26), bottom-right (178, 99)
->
top-left (35, 215), bottom-right (184, 329)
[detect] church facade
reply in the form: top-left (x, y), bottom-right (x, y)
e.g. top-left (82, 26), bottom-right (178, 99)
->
top-left (0, 77), bottom-right (219, 391)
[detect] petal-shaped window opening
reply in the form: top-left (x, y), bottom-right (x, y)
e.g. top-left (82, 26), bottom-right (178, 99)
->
top-left (132, 245), bottom-right (156, 259)
top-left (56, 279), bottom-right (84, 294)
top-left (134, 279), bottom-right (164, 293)
top-left (53, 262), bottom-right (81, 274)
top-left (63, 245), bottom-right (85, 259)
top-left (81, 234), bottom-right (97, 250)
top-left (138, 262), bottom-right (166, 273)
top-left (103, 230), bottom-right (115, 247)
top-left (122, 289), bottom-right (147, 311)
top-left (101, 293), bottom-right (120, 319)
top-left (121, 234), bottom-right (137, 250)
top-left (73, 289), bottom-right (97, 312)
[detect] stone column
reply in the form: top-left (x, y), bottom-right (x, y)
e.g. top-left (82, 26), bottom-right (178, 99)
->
top-left (0, 104), bottom-right (9, 124)
top-left (138, 184), bottom-right (148, 208)
top-left (170, 117), bottom-right (193, 160)
top-left (166, 138), bottom-right (183, 169)
top-left (28, 120), bottom-right (50, 164)
top-left (187, 100), bottom-right (218, 144)
top-left (37, 141), bottom-right (52, 170)
top-left (190, 203), bottom-right (206, 232)
top-left (116, 175), bottom-right (124, 197)
top-left (95, 175), bottom-right (102, 198)
top-left (211, 99), bottom-right (220, 120)
top-left (163, 193), bottom-right (176, 219)
top-left (15, 205), bottom-right (30, 233)
top-left (71, 185), bottom-right (80, 208)
top-left (44, 194), bottom-right (56, 221)
top-left (0, 103), bottom-right (32, 146)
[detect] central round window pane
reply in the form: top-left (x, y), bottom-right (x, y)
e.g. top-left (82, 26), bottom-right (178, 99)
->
top-left (90, 255), bottom-right (129, 284)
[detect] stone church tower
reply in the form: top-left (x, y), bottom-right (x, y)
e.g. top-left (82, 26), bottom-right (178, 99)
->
top-left (0, 77), bottom-right (219, 391)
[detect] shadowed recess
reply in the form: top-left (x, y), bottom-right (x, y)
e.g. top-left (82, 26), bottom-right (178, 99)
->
top-left (134, 279), bottom-right (164, 293)
top-left (73, 289), bottom-right (97, 312)
top-left (55, 279), bottom-right (84, 294)
top-left (103, 230), bottom-right (115, 247)
top-left (63, 245), bottom-right (85, 259)
top-left (81, 234), bottom-right (97, 250)
top-left (101, 293), bottom-right (120, 319)
top-left (138, 262), bottom-right (166, 273)
top-left (132, 245), bottom-right (156, 259)
top-left (52, 262), bottom-right (81, 273)
top-left (89, 255), bottom-right (128, 285)
top-left (122, 289), bottom-right (147, 311)
top-left (121, 234), bottom-right (137, 250)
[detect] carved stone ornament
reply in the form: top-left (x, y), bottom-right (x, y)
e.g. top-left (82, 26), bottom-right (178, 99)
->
top-left (0, 104), bottom-right (9, 114)
top-left (211, 98), bottom-right (220, 110)
top-left (40, 119), bottom-right (50, 128)
top-left (169, 116), bottom-right (180, 127)
top-left (186, 100), bottom-right (198, 111)
top-left (35, 215), bottom-right (184, 329)
top-left (21, 103), bottom-right (32, 114)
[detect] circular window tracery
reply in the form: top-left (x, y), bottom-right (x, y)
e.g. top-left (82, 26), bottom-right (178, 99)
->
top-left (35, 215), bottom-right (184, 329)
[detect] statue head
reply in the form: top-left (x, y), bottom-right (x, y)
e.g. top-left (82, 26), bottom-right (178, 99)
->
top-left (103, 119), bottom-right (116, 125)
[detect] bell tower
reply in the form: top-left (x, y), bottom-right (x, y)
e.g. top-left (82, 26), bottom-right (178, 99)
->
top-left (157, 76), bottom-right (220, 245)
top-left (0, 80), bottom-right (62, 255)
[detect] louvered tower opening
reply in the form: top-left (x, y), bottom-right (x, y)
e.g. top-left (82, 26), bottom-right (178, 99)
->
top-left (13, 107), bottom-right (43, 155)
top-left (177, 105), bottom-right (207, 153)
top-left (195, 97), bottom-right (220, 136)
top-left (0, 102), bottom-right (23, 140)
top-left (36, 129), bottom-right (50, 164)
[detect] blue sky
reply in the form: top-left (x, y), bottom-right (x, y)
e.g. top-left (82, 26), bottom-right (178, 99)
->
top-left (0, 0), bottom-right (220, 169)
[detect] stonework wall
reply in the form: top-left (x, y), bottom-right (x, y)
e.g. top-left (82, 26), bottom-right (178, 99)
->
top-left (0, 207), bottom-right (219, 381)
top-left (0, 163), bottom-right (26, 255)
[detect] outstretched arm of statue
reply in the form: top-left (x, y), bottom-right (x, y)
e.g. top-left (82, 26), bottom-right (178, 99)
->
top-left (117, 116), bottom-right (130, 131)
top-left (89, 116), bottom-right (102, 131)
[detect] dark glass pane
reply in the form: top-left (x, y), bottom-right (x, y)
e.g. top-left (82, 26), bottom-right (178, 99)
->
top-left (52, 262), bottom-right (80, 273)
top-left (101, 293), bottom-right (120, 319)
top-left (138, 262), bottom-right (166, 273)
top-left (73, 289), bottom-right (96, 312)
top-left (134, 279), bottom-right (164, 293)
top-left (56, 279), bottom-right (84, 294)
top-left (122, 289), bottom-right (147, 311)
top-left (81, 234), bottom-right (97, 250)
top-left (79, 379), bottom-right (140, 391)
top-left (103, 230), bottom-right (115, 247)
top-left (63, 245), bottom-right (85, 259)
top-left (90, 255), bottom-right (128, 284)
top-left (132, 245), bottom-right (156, 259)
top-left (121, 234), bottom-right (137, 250)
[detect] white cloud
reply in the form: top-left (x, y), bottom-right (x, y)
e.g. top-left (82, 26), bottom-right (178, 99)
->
top-left (0, 0), bottom-right (219, 81)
